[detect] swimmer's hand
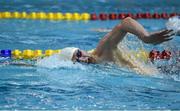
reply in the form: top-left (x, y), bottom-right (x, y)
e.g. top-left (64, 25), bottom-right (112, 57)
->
top-left (144, 29), bottom-right (174, 45)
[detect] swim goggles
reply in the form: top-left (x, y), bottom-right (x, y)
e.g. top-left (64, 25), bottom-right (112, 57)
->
top-left (76, 50), bottom-right (82, 62)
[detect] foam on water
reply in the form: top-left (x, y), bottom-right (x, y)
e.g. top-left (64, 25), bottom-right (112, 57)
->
top-left (36, 54), bottom-right (86, 70)
top-left (166, 16), bottom-right (180, 34)
top-left (116, 44), bottom-right (159, 75)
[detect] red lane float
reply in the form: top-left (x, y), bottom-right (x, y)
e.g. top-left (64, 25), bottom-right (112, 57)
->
top-left (91, 13), bottom-right (98, 20)
top-left (152, 13), bottom-right (161, 19)
top-left (126, 13), bottom-right (136, 19)
top-left (99, 13), bottom-right (108, 20)
top-left (109, 13), bottom-right (117, 20)
top-left (136, 13), bottom-right (143, 19)
top-left (142, 13), bottom-right (152, 19)
top-left (90, 12), bottom-right (179, 20)
top-left (161, 13), bottom-right (169, 19)
top-left (161, 50), bottom-right (171, 59)
top-left (149, 50), bottom-right (172, 61)
top-left (170, 13), bottom-right (177, 17)
top-left (118, 13), bottom-right (126, 19)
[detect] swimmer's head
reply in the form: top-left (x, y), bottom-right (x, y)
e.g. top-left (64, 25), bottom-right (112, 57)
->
top-left (59, 47), bottom-right (79, 61)
top-left (71, 49), bottom-right (96, 64)
top-left (59, 47), bottom-right (96, 63)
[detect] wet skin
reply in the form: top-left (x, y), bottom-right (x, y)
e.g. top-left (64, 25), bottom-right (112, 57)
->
top-left (72, 49), bottom-right (96, 64)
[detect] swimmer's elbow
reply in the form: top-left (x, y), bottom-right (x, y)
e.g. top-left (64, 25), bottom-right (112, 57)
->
top-left (121, 17), bottom-right (134, 24)
top-left (115, 17), bottom-right (134, 32)
top-left (122, 17), bottom-right (133, 22)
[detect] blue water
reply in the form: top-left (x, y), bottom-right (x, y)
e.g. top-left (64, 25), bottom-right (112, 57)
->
top-left (0, 0), bottom-right (180, 110)
top-left (0, 0), bottom-right (180, 13)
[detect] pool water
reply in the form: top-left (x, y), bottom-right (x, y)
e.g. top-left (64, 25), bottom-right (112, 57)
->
top-left (0, 0), bottom-right (180, 110)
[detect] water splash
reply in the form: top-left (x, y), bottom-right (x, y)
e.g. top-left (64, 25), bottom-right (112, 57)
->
top-left (36, 54), bottom-right (86, 70)
top-left (166, 16), bottom-right (180, 35)
top-left (113, 34), bottom-right (159, 75)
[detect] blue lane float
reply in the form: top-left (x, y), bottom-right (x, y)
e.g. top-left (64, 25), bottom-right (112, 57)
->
top-left (0, 50), bottom-right (11, 58)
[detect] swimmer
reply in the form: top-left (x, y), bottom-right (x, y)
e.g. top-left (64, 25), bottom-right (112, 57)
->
top-left (6, 17), bottom-right (175, 74)
top-left (56, 17), bottom-right (175, 74)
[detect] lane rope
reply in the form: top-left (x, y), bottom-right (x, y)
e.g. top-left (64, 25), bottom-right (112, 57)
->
top-left (0, 12), bottom-right (179, 21)
top-left (0, 49), bottom-right (177, 61)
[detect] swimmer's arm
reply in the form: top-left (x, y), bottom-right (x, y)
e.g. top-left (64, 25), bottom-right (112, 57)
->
top-left (119, 17), bottom-right (174, 45)
top-left (96, 17), bottom-right (174, 50)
